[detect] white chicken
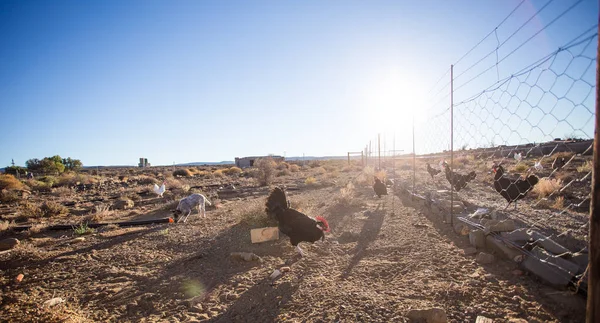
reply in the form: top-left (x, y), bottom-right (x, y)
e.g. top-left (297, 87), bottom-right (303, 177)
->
top-left (514, 152), bottom-right (523, 162)
top-left (153, 181), bottom-right (166, 197)
top-left (534, 160), bottom-right (543, 171)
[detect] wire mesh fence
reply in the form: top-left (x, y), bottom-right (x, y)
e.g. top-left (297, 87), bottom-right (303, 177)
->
top-left (356, 1), bottom-right (597, 292)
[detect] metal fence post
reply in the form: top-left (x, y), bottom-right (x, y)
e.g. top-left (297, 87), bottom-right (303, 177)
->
top-left (587, 20), bottom-right (600, 323)
top-left (450, 64), bottom-right (454, 227)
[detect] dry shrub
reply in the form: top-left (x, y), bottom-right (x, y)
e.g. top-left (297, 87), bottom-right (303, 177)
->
top-left (456, 155), bottom-right (475, 165)
top-left (90, 204), bottom-right (112, 222)
top-left (188, 168), bottom-right (199, 175)
top-left (226, 167), bottom-right (243, 175)
top-left (533, 178), bottom-right (563, 198)
top-left (324, 165), bottom-right (338, 173)
top-left (277, 169), bottom-right (291, 177)
top-left (314, 167), bottom-right (327, 175)
top-left (338, 182), bottom-right (356, 205)
top-left (512, 163), bottom-right (529, 173)
top-left (26, 180), bottom-right (52, 193)
top-left (289, 164), bottom-right (300, 172)
top-left (18, 202), bottom-right (42, 219)
top-left (213, 169), bottom-right (225, 177)
top-left (375, 169), bottom-right (387, 181)
top-left (57, 173), bottom-right (96, 187)
top-left (166, 178), bottom-right (184, 190)
top-left (552, 196), bottom-right (565, 210)
top-left (195, 170), bottom-right (211, 177)
top-left (577, 160), bottom-right (592, 173)
top-left (41, 201), bottom-right (69, 217)
top-left (40, 175), bottom-right (58, 187)
top-left (357, 166), bottom-right (375, 186)
top-left (255, 158), bottom-right (277, 186)
top-left (308, 160), bottom-right (321, 168)
top-left (0, 189), bottom-right (20, 203)
top-left (0, 174), bottom-right (25, 191)
top-left (325, 170), bottom-right (339, 179)
top-left (277, 162), bottom-right (290, 170)
top-left (52, 186), bottom-right (73, 197)
top-left (173, 169), bottom-right (192, 177)
top-left (0, 220), bottom-right (13, 232)
top-left (305, 177), bottom-right (317, 185)
top-left (118, 175), bottom-right (128, 182)
top-left (131, 175), bottom-right (158, 185)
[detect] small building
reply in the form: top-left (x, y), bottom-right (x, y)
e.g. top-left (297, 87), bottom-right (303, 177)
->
top-left (235, 155), bottom-right (284, 168)
top-left (138, 158), bottom-right (151, 167)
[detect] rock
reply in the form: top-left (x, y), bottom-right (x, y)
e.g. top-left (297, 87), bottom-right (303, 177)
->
top-left (463, 247), bottom-right (478, 255)
top-left (43, 297), bottom-right (65, 307)
top-left (454, 223), bottom-right (470, 236)
top-left (72, 237), bottom-right (86, 243)
top-left (484, 219), bottom-right (516, 233)
top-left (15, 273), bottom-right (24, 283)
top-left (0, 238), bottom-right (20, 251)
top-left (485, 236), bottom-right (521, 260)
top-left (469, 230), bottom-right (486, 249)
top-left (113, 198), bottom-right (134, 210)
top-left (512, 269), bottom-right (524, 276)
top-left (501, 228), bottom-right (570, 254)
top-left (476, 252), bottom-right (495, 264)
top-left (475, 316), bottom-right (494, 323)
top-left (530, 246), bottom-right (580, 276)
top-left (513, 255), bottom-right (524, 263)
top-left (280, 266), bottom-right (291, 272)
top-left (270, 269), bottom-right (282, 279)
top-left (230, 252), bottom-right (260, 262)
top-left (469, 208), bottom-right (490, 219)
top-left (522, 253), bottom-right (572, 287)
top-left (406, 307), bottom-right (447, 323)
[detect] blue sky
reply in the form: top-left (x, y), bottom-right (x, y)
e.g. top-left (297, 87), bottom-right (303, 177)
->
top-left (0, 0), bottom-right (597, 166)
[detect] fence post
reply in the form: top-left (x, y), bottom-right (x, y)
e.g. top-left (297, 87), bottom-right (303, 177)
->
top-left (450, 64), bottom-right (454, 227)
top-left (347, 152), bottom-right (350, 165)
top-left (412, 114), bottom-right (416, 195)
top-left (361, 151), bottom-right (364, 167)
top-left (378, 133), bottom-right (381, 170)
top-left (587, 21), bottom-right (600, 323)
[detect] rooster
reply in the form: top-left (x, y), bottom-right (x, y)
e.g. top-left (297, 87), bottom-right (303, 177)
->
top-left (426, 163), bottom-right (441, 179)
top-left (442, 161), bottom-right (476, 192)
top-left (492, 164), bottom-right (539, 210)
top-left (153, 181), bottom-right (166, 197)
top-left (265, 187), bottom-right (330, 257)
top-left (373, 177), bottom-right (387, 198)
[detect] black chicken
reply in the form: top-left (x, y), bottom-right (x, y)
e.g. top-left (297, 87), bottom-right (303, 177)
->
top-left (265, 187), bottom-right (330, 257)
top-left (552, 157), bottom-right (565, 170)
top-left (426, 163), bottom-right (441, 179)
top-left (492, 164), bottom-right (539, 210)
top-left (442, 161), bottom-right (476, 192)
top-left (373, 177), bottom-right (388, 198)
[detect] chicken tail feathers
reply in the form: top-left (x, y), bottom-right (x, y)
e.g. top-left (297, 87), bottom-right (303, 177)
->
top-left (265, 187), bottom-right (288, 219)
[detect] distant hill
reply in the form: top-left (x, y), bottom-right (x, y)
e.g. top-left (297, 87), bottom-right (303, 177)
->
top-left (176, 161), bottom-right (235, 166)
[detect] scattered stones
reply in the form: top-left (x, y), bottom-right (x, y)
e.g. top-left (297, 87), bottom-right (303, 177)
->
top-left (230, 252), bottom-right (260, 262)
top-left (43, 297), bottom-right (65, 307)
top-left (72, 237), bottom-right (86, 243)
top-left (406, 307), bottom-right (447, 323)
top-left (476, 252), bottom-right (495, 264)
top-left (0, 238), bottom-right (20, 251)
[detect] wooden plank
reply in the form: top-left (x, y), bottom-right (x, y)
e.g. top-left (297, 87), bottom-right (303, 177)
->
top-left (251, 227), bottom-right (279, 243)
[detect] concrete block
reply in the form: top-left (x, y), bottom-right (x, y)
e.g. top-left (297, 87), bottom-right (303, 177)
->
top-left (522, 255), bottom-right (572, 287)
top-left (531, 246), bottom-right (580, 276)
top-left (485, 236), bottom-right (522, 261)
top-left (251, 227), bottom-right (279, 243)
top-left (569, 252), bottom-right (589, 271)
top-left (501, 228), bottom-right (570, 254)
top-left (484, 219), bottom-right (516, 233)
top-left (469, 230), bottom-right (486, 249)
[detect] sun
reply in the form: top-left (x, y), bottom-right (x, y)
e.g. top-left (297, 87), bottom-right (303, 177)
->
top-left (361, 75), bottom-right (426, 132)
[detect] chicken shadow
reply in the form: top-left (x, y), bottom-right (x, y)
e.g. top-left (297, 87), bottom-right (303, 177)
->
top-left (340, 204), bottom-right (385, 279)
top-left (206, 276), bottom-right (303, 323)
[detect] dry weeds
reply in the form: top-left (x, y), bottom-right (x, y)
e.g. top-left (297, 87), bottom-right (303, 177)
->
top-left (533, 178), bottom-right (563, 198)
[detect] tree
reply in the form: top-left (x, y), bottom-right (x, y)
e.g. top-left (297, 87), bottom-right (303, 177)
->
top-left (62, 157), bottom-right (83, 171)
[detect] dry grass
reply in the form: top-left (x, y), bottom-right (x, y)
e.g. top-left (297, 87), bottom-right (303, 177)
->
top-left (165, 178), bottom-right (184, 190)
top-left (89, 204), bottom-right (113, 223)
top-left (131, 175), bottom-right (158, 185)
top-left (225, 167), bottom-right (243, 175)
top-left (305, 177), bottom-right (317, 185)
top-left (356, 166), bottom-right (375, 186)
top-left (0, 220), bottom-right (13, 232)
top-left (552, 196), bottom-right (565, 210)
top-left (577, 160), bottom-right (592, 173)
top-left (41, 201), bottom-right (69, 218)
top-left (277, 169), bottom-right (292, 177)
top-left (0, 189), bottom-right (20, 203)
top-left (213, 169), bottom-right (225, 177)
top-left (456, 155), bottom-right (475, 165)
top-left (533, 178), bottom-right (563, 198)
top-left (512, 163), bottom-right (529, 173)
top-left (52, 186), bottom-right (73, 197)
top-left (0, 174), bottom-right (25, 191)
top-left (314, 167), bottom-right (327, 175)
top-left (375, 169), bottom-right (387, 181)
top-left (18, 202), bottom-right (42, 219)
top-left (289, 164), bottom-right (300, 172)
top-left (277, 162), bottom-right (290, 170)
top-left (338, 182), bottom-right (356, 205)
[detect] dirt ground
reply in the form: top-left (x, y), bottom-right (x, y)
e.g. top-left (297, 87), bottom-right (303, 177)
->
top-left (0, 159), bottom-right (590, 322)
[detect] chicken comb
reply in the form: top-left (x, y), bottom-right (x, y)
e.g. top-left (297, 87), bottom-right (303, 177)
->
top-left (315, 216), bottom-right (331, 232)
